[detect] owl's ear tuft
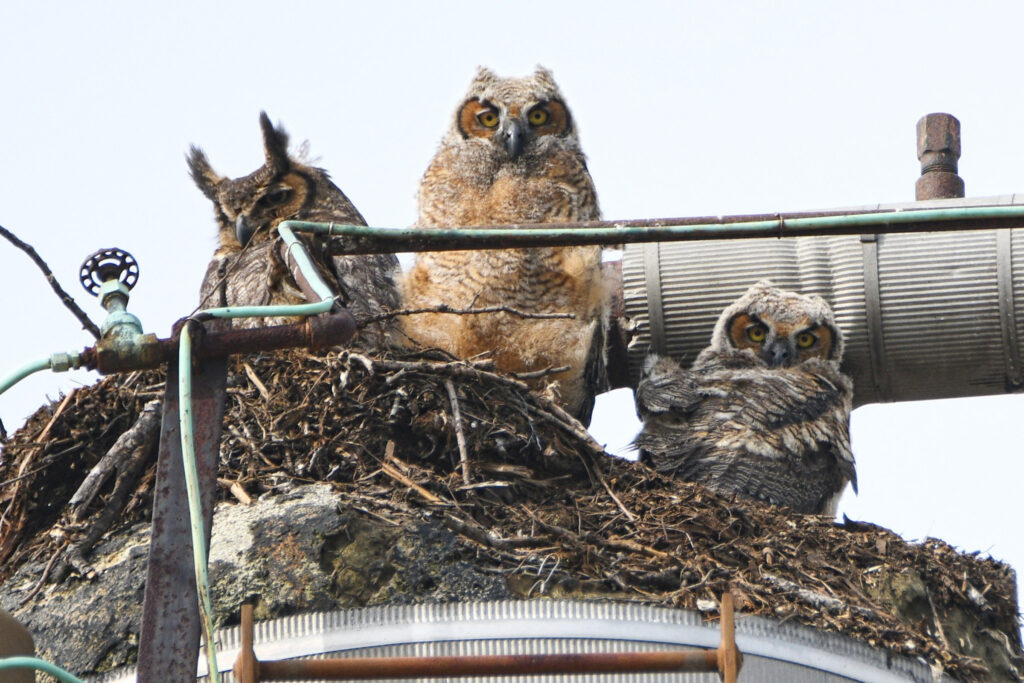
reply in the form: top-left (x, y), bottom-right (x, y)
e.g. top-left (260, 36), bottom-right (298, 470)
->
top-left (470, 66), bottom-right (499, 90)
top-left (533, 65), bottom-right (556, 84)
top-left (187, 146), bottom-right (222, 201)
top-left (259, 111), bottom-right (291, 174)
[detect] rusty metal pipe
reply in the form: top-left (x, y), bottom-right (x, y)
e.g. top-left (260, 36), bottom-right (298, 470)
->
top-left (233, 593), bottom-right (741, 683)
top-left (77, 311), bottom-right (356, 374)
top-left (258, 650), bottom-right (721, 680)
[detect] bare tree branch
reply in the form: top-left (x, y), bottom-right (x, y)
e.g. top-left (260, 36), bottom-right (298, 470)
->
top-left (0, 224), bottom-right (101, 338)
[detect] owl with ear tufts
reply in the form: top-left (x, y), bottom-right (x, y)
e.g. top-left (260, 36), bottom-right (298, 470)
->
top-left (188, 112), bottom-right (400, 346)
top-left (401, 66), bottom-right (609, 423)
top-left (634, 280), bottom-right (856, 515)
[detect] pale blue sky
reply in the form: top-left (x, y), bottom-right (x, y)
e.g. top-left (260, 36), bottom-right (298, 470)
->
top-left (2, 0), bottom-right (1022, 614)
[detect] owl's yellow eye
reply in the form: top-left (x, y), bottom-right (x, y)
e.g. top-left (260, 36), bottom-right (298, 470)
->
top-left (746, 325), bottom-right (767, 343)
top-left (528, 107), bottom-right (549, 126)
top-left (477, 110), bottom-right (500, 128)
top-left (797, 332), bottom-right (817, 349)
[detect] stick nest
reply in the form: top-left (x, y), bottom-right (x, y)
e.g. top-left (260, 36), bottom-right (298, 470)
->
top-left (1, 348), bottom-right (1020, 681)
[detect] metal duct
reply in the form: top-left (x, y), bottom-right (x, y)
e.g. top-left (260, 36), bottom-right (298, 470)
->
top-left (622, 194), bottom-right (1024, 406)
top-left (90, 600), bottom-right (943, 683)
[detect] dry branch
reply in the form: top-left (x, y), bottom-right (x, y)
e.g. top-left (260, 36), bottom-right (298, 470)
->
top-left (0, 224), bottom-right (101, 338)
top-left (68, 400), bottom-right (162, 517)
top-left (444, 379), bottom-right (471, 484)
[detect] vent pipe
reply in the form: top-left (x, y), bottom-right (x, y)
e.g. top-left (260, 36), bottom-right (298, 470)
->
top-left (622, 115), bottom-right (1024, 406)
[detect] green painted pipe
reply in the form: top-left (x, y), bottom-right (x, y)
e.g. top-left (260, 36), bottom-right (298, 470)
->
top-left (281, 204), bottom-right (1024, 251)
top-left (197, 301), bottom-right (333, 320)
top-left (197, 225), bottom-right (335, 322)
top-left (277, 224), bottom-right (336, 302)
top-left (0, 656), bottom-right (86, 683)
top-left (0, 358), bottom-right (51, 396)
top-left (178, 324), bottom-right (221, 683)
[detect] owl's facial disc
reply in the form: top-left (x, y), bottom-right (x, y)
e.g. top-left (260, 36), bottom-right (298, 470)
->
top-left (728, 312), bottom-right (836, 366)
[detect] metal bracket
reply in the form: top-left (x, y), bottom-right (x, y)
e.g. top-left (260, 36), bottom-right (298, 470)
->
top-left (860, 233), bottom-right (892, 402)
top-left (642, 242), bottom-right (667, 355)
top-left (996, 229), bottom-right (1024, 390)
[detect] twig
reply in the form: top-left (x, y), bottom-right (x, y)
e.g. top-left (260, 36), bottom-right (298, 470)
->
top-left (19, 545), bottom-right (65, 606)
top-left (0, 223), bottom-right (101, 338)
top-left (762, 572), bottom-right (879, 620)
top-left (444, 379), bottom-right (471, 485)
top-left (369, 357), bottom-right (607, 456)
top-left (591, 459), bottom-right (637, 522)
top-left (380, 441), bottom-right (444, 504)
top-left (433, 511), bottom-right (547, 550)
top-left (524, 508), bottom-right (673, 562)
top-left (219, 478), bottom-right (253, 505)
top-left (511, 365), bottom-right (571, 381)
top-left (359, 304), bottom-right (576, 327)
top-left (926, 586), bottom-right (952, 651)
top-left (68, 400), bottom-right (162, 518)
top-left (242, 362), bottom-right (271, 402)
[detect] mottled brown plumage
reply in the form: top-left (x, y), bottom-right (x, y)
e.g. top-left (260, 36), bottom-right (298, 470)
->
top-left (189, 112), bottom-right (399, 346)
top-left (635, 281), bottom-right (856, 515)
top-left (401, 67), bottom-right (608, 423)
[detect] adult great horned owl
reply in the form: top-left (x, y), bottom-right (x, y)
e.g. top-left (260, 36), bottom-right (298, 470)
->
top-left (189, 112), bottom-right (399, 347)
top-left (634, 281), bottom-right (856, 515)
top-left (401, 67), bottom-right (608, 423)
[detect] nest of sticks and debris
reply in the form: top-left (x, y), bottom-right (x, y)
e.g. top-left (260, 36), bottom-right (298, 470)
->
top-left (1, 348), bottom-right (1021, 680)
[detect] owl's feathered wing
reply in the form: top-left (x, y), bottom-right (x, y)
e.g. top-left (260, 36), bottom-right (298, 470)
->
top-left (327, 248), bottom-right (401, 350)
top-left (635, 351), bottom-right (855, 515)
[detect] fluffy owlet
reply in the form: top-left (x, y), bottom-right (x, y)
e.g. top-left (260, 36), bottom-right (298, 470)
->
top-left (189, 112), bottom-right (400, 347)
top-left (634, 281), bottom-right (856, 515)
top-left (401, 67), bottom-right (609, 423)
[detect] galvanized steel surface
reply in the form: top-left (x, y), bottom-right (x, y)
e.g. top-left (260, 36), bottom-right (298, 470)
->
top-left (623, 194), bottom-right (1024, 406)
top-left (92, 600), bottom-right (942, 682)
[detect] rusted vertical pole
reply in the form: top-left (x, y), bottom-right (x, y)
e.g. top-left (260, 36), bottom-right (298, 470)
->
top-left (137, 332), bottom-right (227, 682)
top-left (234, 604), bottom-right (258, 683)
top-left (717, 592), bottom-right (740, 683)
top-left (916, 113), bottom-right (964, 200)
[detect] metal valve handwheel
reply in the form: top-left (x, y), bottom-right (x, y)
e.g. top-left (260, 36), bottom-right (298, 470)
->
top-left (79, 248), bottom-right (139, 297)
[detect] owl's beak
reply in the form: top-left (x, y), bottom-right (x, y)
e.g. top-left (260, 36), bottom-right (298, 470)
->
top-left (501, 120), bottom-right (527, 159)
top-left (236, 214), bottom-right (255, 247)
top-left (763, 340), bottom-right (794, 368)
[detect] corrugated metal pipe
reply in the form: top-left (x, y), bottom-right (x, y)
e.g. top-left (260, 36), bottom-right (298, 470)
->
top-left (622, 194), bottom-right (1024, 406)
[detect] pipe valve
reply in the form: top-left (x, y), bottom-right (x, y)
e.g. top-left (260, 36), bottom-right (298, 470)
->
top-left (78, 248), bottom-right (161, 373)
top-left (79, 248), bottom-right (143, 338)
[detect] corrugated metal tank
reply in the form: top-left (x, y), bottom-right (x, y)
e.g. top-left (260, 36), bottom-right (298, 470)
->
top-left (92, 601), bottom-right (946, 682)
top-left (621, 195), bottom-right (1024, 406)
